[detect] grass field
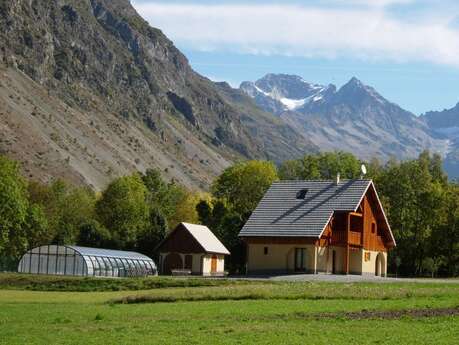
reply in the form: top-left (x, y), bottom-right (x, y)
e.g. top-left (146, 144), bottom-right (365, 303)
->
top-left (0, 274), bottom-right (458, 345)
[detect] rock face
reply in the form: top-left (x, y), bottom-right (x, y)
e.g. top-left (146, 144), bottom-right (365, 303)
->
top-left (0, 0), bottom-right (316, 189)
top-left (422, 104), bottom-right (459, 178)
top-left (241, 74), bottom-right (449, 162)
top-left (423, 103), bottom-right (459, 130)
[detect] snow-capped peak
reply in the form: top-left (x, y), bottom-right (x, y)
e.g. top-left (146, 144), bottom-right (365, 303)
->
top-left (240, 74), bottom-right (331, 112)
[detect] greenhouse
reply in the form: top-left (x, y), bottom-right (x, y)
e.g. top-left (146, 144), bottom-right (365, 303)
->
top-left (18, 245), bottom-right (157, 277)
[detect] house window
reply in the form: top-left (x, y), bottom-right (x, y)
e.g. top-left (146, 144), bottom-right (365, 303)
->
top-left (294, 248), bottom-right (306, 271)
top-left (371, 223), bottom-right (376, 234)
top-left (264, 247), bottom-right (268, 255)
top-left (184, 255), bottom-right (193, 270)
top-left (364, 252), bottom-right (371, 262)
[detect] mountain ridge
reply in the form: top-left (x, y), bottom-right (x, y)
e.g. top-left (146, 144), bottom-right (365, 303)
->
top-left (240, 73), bottom-right (449, 163)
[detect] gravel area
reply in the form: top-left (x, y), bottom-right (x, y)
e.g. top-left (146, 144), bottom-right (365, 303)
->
top-left (230, 274), bottom-right (459, 283)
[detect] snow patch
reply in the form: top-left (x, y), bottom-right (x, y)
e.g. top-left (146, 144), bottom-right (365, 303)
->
top-left (280, 97), bottom-right (307, 110)
top-left (251, 81), bottom-right (327, 110)
top-left (312, 95), bottom-right (323, 102)
top-left (253, 84), bottom-right (270, 96)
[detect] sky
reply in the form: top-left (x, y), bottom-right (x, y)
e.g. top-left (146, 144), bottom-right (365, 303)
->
top-left (131, 0), bottom-right (459, 115)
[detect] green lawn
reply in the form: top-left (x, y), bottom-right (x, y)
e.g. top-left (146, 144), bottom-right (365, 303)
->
top-left (0, 274), bottom-right (458, 345)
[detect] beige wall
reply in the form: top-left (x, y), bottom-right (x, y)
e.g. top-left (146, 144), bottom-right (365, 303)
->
top-left (247, 244), bottom-right (317, 274)
top-left (191, 254), bottom-right (202, 273)
top-left (202, 254), bottom-right (225, 276)
top-left (316, 246), bottom-right (330, 272)
top-left (349, 249), bottom-right (362, 275)
top-left (362, 250), bottom-right (387, 277)
top-left (315, 246), bottom-right (348, 274)
top-left (247, 243), bottom-right (387, 276)
top-left (159, 252), bottom-right (225, 276)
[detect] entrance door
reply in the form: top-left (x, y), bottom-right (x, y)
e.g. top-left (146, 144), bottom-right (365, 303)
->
top-left (294, 248), bottom-right (306, 272)
top-left (210, 255), bottom-right (218, 273)
top-left (332, 250), bottom-right (336, 274)
top-left (375, 253), bottom-right (385, 277)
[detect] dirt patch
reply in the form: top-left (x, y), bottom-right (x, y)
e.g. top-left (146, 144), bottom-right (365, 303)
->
top-left (305, 306), bottom-right (459, 320)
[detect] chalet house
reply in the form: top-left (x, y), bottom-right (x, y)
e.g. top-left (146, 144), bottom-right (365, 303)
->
top-left (239, 179), bottom-right (396, 276)
top-left (156, 223), bottom-right (230, 276)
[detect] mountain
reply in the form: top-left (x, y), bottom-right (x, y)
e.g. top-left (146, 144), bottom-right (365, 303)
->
top-left (422, 104), bottom-right (459, 178)
top-left (0, 0), bottom-right (316, 189)
top-left (240, 74), bottom-right (449, 162)
top-left (240, 74), bottom-right (333, 114)
top-left (423, 103), bottom-right (459, 132)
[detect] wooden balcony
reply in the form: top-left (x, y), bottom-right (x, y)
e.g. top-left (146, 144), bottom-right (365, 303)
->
top-left (348, 231), bottom-right (362, 246)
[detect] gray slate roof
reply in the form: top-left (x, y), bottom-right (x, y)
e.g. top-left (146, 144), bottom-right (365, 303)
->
top-left (239, 179), bottom-right (372, 238)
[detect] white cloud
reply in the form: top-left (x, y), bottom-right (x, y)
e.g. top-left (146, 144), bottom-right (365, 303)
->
top-left (326, 0), bottom-right (415, 7)
top-left (133, 2), bottom-right (459, 68)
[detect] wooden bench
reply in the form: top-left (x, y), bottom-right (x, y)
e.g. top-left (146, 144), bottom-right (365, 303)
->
top-left (171, 269), bottom-right (192, 276)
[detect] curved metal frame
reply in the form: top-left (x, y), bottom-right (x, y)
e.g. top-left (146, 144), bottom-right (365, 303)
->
top-left (17, 245), bottom-right (157, 277)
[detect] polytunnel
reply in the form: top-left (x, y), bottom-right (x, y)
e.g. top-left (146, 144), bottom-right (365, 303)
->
top-left (18, 245), bottom-right (157, 277)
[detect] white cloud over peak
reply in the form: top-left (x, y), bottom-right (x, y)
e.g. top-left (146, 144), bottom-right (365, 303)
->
top-left (133, 2), bottom-right (459, 68)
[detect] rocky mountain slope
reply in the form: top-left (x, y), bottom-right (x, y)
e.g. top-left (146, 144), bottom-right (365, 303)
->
top-left (422, 104), bottom-right (459, 178)
top-left (241, 74), bottom-right (449, 162)
top-left (0, 0), bottom-right (316, 189)
top-left (423, 103), bottom-right (459, 132)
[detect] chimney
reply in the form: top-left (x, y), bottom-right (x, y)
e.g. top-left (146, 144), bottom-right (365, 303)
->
top-left (335, 172), bottom-right (340, 185)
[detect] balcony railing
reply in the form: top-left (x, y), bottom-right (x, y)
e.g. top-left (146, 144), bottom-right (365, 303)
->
top-left (348, 231), bottom-right (362, 246)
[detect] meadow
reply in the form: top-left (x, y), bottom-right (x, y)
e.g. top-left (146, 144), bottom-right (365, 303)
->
top-left (0, 274), bottom-right (458, 345)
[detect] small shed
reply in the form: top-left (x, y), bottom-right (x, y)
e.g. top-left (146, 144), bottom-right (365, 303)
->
top-left (157, 222), bottom-right (230, 276)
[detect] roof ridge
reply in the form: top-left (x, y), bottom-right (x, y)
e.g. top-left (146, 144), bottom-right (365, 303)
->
top-left (273, 179), bottom-right (372, 183)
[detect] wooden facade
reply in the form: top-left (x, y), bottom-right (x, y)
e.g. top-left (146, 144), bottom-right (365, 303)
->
top-left (157, 223), bottom-right (206, 254)
top-left (317, 185), bottom-right (394, 274)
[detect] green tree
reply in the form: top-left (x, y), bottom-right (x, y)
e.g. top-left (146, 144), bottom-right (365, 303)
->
top-left (141, 168), bottom-right (193, 228)
top-left (377, 152), bottom-right (447, 276)
top-left (96, 174), bottom-right (149, 249)
top-left (54, 186), bottom-right (97, 244)
top-left (279, 152), bottom-right (362, 180)
top-left (0, 155), bottom-right (29, 258)
top-left (28, 180), bottom-right (97, 245)
top-left (212, 160), bottom-right (278, 218)
top-left (431, 183), bottom-right (459, 276)
top-left (24, 204), bottom-right (50, 248)
top-left (77, 220), bottom-right (111, 248)
top-left (136, 208), bottom-right (168, 259)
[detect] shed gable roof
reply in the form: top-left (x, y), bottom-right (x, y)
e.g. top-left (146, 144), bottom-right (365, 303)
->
top-left (239, 179), bottom-right (383, 238)
top-left (157, 223), bottom-right (230, 255)
top-left (182, 223), bottom-right (230, 255)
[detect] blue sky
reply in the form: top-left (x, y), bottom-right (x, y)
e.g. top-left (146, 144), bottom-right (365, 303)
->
top-left (132, 0), bottom-right (459, 114)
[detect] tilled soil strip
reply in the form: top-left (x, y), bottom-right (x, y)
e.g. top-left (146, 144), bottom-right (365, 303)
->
top-left (299, 306), bottom-right (459, 320)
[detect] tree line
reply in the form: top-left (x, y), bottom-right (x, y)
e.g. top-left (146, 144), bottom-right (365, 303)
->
top-left (0, 156), bottom-right (203, 269)
top-left (1, 151), bottom-right (458, 277)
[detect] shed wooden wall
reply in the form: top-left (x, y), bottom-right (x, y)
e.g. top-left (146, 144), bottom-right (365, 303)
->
top-left (157, 224), bottom-right (205, 254)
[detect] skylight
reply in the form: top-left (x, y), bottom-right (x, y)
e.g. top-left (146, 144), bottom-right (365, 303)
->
top-left (296, 189), bottom-right (308, 199)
